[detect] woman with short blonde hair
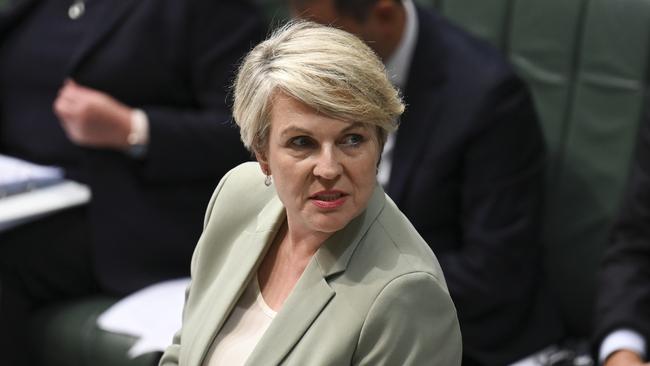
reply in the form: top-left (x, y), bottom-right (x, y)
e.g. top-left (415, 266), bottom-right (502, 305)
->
top-left (233, 21), bottom-right (404, 153)
top-left (160, 21), bottom-right (461, 366)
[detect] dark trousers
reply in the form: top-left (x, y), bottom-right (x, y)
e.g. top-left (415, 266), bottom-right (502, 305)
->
top-left (0, 206), bottom-right (99, 366)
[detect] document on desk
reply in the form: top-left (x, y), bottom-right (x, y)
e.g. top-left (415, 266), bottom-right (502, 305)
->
top-left (0, 154), bottom-right (91, 230)
top-left (0, 154), bottom-right (64, 196)
top-left (97, 278), bottom-right (191, 358)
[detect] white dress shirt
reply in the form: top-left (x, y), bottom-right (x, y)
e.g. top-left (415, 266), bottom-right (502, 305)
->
top-left (205, 276), bottom-right (276, 366)
top-left (377, 0), bottom-right (419, 188)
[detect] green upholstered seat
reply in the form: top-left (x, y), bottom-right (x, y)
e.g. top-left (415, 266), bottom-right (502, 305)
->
top-left (430, 0), bottom-right (650, 337)
top-left (437, 0), bottom-right (512, 49)
top-left (31, 297), bottom-right (161, 366)
top-left (543, 0), bottom-right (650, 336)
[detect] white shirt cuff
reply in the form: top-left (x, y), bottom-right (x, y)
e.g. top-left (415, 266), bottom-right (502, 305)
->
top-left (600, 328), bottom-right (646, 363)
top-left (128, 109), bottom-right (149, 146)
top-left (126, 109), bottom-right (149, 158)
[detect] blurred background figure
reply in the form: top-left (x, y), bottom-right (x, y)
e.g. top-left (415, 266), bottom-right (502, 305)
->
top-left (594, 116), bottom-right (650, 366)
top-left (0, 0), bottom-right (263, 364)
top-left (289, 0), bottom-right (563, 364)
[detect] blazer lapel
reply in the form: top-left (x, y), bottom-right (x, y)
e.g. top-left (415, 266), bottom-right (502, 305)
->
top-left (388, 6), bottom-right (447, 204)
top-left (245, 186), bottom-right (387, 365)
top-left (66, 0), bottom-right (140, 74)
top-left (245, 258), bottom-right (334, 366)
top-left (185, 196), bottom-right (286, 366)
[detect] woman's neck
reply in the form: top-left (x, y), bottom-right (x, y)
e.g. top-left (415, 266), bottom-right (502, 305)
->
top-left (284, 223), bottom-right (331, 260)
top-left (257, 221), bottom-right (331, 311)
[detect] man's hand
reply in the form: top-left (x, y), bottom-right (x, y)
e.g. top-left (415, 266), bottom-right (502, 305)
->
top-left (604, 350), bottom-right (650, 366)
top-left (53, 79), bottom-right (132, 150)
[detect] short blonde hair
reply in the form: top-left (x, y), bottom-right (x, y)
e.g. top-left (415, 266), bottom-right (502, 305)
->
top-left (232, 20), bottom-right (404, 154)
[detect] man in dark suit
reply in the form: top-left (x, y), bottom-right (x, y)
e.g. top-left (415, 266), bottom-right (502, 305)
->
top-left (594, 116), bottom-right (650, 366)
top-left (290, 0), bottom-right (563, 364)
top-left (0, 0), bottom-right (263, 364)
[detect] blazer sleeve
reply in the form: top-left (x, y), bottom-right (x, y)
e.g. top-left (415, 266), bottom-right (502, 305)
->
top-left (353, 272), bottom-right (462, 366)
top-left (438, 75), bottom-right (545, 318)
top-left (140, 0), bottom-right (263, 183)
top-left (158, 281), bottom-right (190, 366)
top-left (594, 115), bottom-right (650, 350)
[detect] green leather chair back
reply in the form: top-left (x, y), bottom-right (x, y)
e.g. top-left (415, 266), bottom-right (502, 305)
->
top-left (430, 0), bottom-right (650, 337)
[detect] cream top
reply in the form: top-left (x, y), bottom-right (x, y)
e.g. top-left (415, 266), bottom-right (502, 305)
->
top-left (204, 276), bottom-right (277, 366)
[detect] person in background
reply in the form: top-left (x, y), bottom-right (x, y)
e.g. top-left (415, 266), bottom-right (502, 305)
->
top-left (160, 21), bottom-right (461, 366)
top-left (289, 0), bottom-right (563, 364)
top-left (0, 0), bottom-right (263, 364)
top-left (594, 115), bottom-right (650, 366)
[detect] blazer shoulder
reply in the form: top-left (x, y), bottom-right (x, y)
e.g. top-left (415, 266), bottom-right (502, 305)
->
top-left (191, 161), bottom-right (280, 280)
top-left (348, 197), bottom-right (461, 364)
top-left (203, 162), bottom-right (276, 230)
top-left (354, 271), bottom-right (462, 365)
top-left (353, 194), bottom-right (450, 291)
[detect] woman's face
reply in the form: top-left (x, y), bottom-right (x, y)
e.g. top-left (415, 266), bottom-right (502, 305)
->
top-left (258, 94), bottom-right (380, 238)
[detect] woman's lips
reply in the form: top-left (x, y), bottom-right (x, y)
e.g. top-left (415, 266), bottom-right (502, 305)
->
top-left (310, 190), bottom-right (348, 209)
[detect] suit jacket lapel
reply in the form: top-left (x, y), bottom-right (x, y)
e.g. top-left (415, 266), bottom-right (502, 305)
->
top-left (246, 185), bottom-right (386, 365)
top-left (66, 0), bottom-right (140, 74)
top-left (388, 7), bottom-right (447, 204)
top-left (185, 196), bottom-right (286, 366)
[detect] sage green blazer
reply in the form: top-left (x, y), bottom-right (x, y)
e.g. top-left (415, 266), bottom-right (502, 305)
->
top-left (159, 162), bottom-right (462, 366)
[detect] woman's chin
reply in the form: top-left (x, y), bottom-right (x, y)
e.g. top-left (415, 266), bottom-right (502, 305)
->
top-left (305, 215), bottom-right (351, 235)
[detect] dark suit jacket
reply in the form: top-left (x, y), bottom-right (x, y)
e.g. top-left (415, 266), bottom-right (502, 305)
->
top-left (594, 114), bottom-right (650, 355)
top-left (386, 7), bottom-right (563, 365)
top-left (0, 0), bottom-right (263, 294)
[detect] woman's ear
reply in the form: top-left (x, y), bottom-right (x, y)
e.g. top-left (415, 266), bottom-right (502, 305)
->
top-left (255, 150), bottom-right (270, 175)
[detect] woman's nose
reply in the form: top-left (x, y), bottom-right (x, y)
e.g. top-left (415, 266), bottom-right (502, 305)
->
top-left (313, 147), bottom-right (342, 179)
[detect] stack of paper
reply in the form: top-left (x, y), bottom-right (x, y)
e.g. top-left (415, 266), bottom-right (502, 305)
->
top-left (0, 154), bottom-right (64, 197)
top-left (0, 154), bottom-right (90, 231)
top-left (97, 278), bottom-right (190, 358)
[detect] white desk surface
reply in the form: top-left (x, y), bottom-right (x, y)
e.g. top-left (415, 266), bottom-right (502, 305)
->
top-left (0, 180), bottom-right (91, 231)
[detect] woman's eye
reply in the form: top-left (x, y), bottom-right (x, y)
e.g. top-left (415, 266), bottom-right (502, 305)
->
top-left (341, 134), bottom-right (364, 146)
top-left (289, 136), bottom-right (313, 148)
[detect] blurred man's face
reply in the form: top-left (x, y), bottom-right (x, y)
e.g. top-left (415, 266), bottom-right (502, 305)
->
top-left (289, 0), bottom-right (402, 61)
top-left (289, 0), bottom-right (367, 41)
